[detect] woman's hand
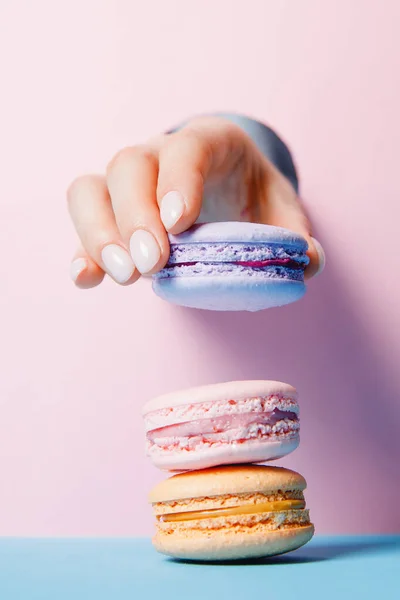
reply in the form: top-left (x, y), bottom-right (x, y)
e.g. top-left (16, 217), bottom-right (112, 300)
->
top-left (67, 116), bottom-right (324, 288)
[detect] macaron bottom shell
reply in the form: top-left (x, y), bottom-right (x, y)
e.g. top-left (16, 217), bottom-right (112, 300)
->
top-left (153, 522), bottom-right (315, 562)
top-left (152, 276), bottom-right (306, 311)
top-left (148, 436), bottom-right (300, 472)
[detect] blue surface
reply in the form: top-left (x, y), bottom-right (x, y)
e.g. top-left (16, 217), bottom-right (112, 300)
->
top-left (0, 536), bottom-right (399, 600)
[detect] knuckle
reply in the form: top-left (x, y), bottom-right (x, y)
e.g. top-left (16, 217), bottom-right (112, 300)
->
top-left (164, 129), bottom-right (211, 164)
top-left (188, 115), bottom-right (238, 137)
top-left (179, 128), bottom-right (205, 148)
top-left (187, 115), bottom-right (225, 130)
top-left (67, 174), bottom-right (102, 204)
top-left (106, 147), bottom-right (132, 176)
top-left (146, 133), bottom-right (167, 148)
top-left (106, 145), bottom-right (157, 177)
top-left (188, 116), bottom-right (243, 147)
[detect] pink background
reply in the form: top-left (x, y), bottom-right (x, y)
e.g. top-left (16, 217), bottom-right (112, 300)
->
top-left (1, 0), bottom-right (400, 536)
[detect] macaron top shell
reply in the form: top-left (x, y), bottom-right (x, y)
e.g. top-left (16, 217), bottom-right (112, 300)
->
top-left (167, 222), bottom-right (308, 250)
top-left (142, 380), bottom-right (297, 415)
top-left (148, 465), bottom-right (307, 503)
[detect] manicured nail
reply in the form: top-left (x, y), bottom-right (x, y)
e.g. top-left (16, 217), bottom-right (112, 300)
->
top-left (129, 230), bottom-right (161, 274)
top-left (311, 237), bottom-right (326, 276)
top-left (70, 258), bottom-right (87, 282)
top-left (101, 244), bottom-right (135, 283)
top-left (160, 191), bottom-right (185, 230)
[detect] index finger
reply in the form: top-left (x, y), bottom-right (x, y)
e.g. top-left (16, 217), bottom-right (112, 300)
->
top-left (156, 116), bottom-right (253, 234)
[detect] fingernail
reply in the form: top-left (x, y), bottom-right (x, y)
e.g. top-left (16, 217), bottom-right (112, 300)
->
top-left (130, 230), bottom-right (161, 274)
top-left (70, 258), bottom-right (87, 282)
top-left (160, 191), bottom-right (185, 229)
top-left (101, 244), bottom-right (135, 283)
top-left (311, 237), bottom-right (326, 276)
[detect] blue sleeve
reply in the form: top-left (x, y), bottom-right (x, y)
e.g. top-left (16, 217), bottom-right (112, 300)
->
top-left (167, 113), bottom-right (299, 194)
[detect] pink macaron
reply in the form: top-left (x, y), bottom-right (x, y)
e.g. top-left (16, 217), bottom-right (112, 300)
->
top-left (142, 380), bottom-right (300, 471)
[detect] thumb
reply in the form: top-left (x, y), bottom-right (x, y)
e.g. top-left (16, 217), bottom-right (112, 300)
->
top-left (304, 235), bottom-right (326, 280)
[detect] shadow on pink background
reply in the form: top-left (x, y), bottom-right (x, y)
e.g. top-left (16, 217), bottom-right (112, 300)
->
top-left (183, 238), bottom-right (400, 533)
top-left (0, 1), bottom-right (399, 535)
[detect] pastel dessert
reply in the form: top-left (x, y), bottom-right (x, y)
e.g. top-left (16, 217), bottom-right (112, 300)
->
top-left (143, 381), bottom-right (300, 471)
top-left (152, 222), bottom-right (309, 311)
top-left (149, 464), bottom-right (314, 561)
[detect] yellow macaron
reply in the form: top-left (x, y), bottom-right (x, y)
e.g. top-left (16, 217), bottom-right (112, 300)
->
top-left (149, 464), bottom-right (314, 561)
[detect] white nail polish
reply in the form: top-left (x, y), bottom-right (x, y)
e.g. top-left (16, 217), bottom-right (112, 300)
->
top-left (311, 237), bottom-right (326, 276)
top-left (129, 230), bottom-right (161, 274)
top-left (160, 191), bottom-right (185, 230)
top-left (70, 258), bottom-right (87, 282)
top-left (101, 244), bottom-right (135, 283)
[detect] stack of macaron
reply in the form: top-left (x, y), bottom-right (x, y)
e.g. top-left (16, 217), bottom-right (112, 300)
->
top-left (143, 380), bottom-right (314, 561)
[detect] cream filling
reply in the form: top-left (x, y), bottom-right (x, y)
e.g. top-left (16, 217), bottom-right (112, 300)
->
top-left (158, 499), bottom-right (305, 522)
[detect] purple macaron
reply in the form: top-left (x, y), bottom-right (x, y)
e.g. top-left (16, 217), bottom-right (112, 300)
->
top-left (152, 222), bottom-right (309, 311)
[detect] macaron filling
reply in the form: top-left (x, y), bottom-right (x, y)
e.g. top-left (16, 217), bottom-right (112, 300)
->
top-left (144, 394), bottom-right (299, 430)
top-left (156, 508), bottom-right (311, 534)
top-left (154, 490), bottom-right (311, 533)
top-left (146, 407), bottom-right (299, 454)
top-left (158, 499), bottom-right (306, 522)
top-left (155, 242), bottom-right (309, 281)
top-left (166, 243), bottom-right (308, 264)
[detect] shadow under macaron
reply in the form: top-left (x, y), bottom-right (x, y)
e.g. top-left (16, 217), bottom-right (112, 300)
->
top-left (166, 536), bottom-right (400, 566)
